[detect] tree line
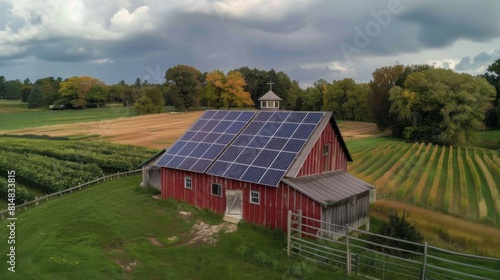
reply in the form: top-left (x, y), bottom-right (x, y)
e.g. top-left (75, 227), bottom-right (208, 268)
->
top-left (0, 59), bottom-right (498, 146)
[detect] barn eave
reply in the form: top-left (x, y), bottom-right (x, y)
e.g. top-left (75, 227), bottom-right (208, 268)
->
top-left (281, 171), bottom-right (374, 206)
top-left (138, 148), bottom-right (167, 168)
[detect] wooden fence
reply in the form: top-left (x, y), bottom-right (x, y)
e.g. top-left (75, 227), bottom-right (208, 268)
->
top-left (286, 211), bottom-right (500, 280)
top-left (0, 169), bottom-right (141, 220)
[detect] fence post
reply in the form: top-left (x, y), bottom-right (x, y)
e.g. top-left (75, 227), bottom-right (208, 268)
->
top-left (346, 224), bottom-right (351, 275)
top-left (297, 209), bottom-right (303, 238)
top-left (421, 242), bottom-right (428, 280)
top-left (287, 210), bottom-right (292, 257)
top-left (354, 253), bottom-right (360, 275)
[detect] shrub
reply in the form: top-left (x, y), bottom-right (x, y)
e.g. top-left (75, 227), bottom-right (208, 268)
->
top-left (369, 211), bottom-right (423, 258)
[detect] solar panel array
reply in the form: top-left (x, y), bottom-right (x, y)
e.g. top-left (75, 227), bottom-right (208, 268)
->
top-left (155, 110), bottom-right (256, 173)
top-left (206, 111), bottom-right (324, 186)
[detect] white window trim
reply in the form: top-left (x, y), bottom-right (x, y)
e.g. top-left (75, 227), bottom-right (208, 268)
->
top-left (250, 191), bottom-right (260, 205)
top-left (211, 183), bottom-right (222, 197)
top-left (184, 177), bottom-right (192, 189)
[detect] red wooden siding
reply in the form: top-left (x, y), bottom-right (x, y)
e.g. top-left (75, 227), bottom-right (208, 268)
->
top-left (161, 168), bottom-right (322, 231)
top-left (296, 121), bottom-right (348, 177)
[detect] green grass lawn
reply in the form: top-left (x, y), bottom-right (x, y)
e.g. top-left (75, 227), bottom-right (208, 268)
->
top-left (0, 176), bottom-right (355, 280)
top-left (0, 101), bottom-right (136, 130)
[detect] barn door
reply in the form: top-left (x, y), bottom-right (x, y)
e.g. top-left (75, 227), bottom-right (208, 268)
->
top-left (225, 190), bottom-right (243, 219)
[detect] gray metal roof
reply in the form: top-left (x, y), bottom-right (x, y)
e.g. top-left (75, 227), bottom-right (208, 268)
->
top-left (258, 90), bottom-right (282, 101)
top-left (282, 171), bottom-right (374, 206)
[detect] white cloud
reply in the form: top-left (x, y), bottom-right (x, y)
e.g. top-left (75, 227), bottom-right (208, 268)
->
top-left (90, 58), bottom-right (115, 64)
top-left (110, 6), bottom-right (155, 33)
top-left (428, 58), bottom-right (461, 70)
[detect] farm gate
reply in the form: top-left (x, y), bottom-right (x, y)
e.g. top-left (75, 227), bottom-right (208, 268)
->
top-left (286, 211), bottom-right (500, 280)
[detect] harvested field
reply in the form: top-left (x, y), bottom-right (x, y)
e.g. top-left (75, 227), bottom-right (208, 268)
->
top-left (3, 112), bottom-right (384, 149)
top-left (1, 111), bottom-right (204, 149)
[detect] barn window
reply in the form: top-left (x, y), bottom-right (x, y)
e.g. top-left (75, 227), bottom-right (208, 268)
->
top-left (323, 143), bottom-right (331, 156)
top-left (184, 177), bottom-right (192, 189)
top-left (211, 183), bottom-right (222, 197)
top-left (250, 191), bottom-right (260, 205)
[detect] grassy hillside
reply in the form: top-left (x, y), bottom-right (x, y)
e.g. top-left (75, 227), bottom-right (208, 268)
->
top-left (0, 100), bottom-right (135, 130)
top-left (0, 176), bottom-right (351, 280)
top-left (347, 138), bottom-right (500, 227)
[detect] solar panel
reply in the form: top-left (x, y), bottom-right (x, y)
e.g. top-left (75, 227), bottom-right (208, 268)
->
top-left (155, 110), bottom-right (256, 173)
top-left (259, 169), bottom-right (285, 186)
top-left (206, 111), bottom-right (325, 186)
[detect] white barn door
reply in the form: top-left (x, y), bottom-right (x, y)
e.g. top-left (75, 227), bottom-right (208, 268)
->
top-left (225, 190), bottom-right (243, 220)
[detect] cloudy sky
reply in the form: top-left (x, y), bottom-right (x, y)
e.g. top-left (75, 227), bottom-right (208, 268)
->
top-left (0, 0), bottom-right (499, 87)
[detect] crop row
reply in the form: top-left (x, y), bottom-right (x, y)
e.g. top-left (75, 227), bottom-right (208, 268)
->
top-left (0, 177), bottom-right (35, 203)
top-left (0, 150), bottom-right (102, 194)
top-left (347, 139), bottom-right (500, 225)
top-left (0, 137), bottom-right (157, 173)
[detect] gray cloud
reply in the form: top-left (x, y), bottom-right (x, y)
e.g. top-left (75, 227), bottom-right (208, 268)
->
top-left (399, 0), bottom-right (500, 48)
top-left (0, 0), bottom-right (499, 85)
top-left (455, 50), bottom-right (500, 72)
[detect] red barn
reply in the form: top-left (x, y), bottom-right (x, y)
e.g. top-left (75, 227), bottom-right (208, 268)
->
top-left (150, 109), bottom-right (374, 234)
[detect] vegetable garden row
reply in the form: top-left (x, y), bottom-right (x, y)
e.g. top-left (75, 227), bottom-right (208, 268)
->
top-left (347, 138), bottom-right (500, 226)
top-left (0, 136), bottom-right (157, 202)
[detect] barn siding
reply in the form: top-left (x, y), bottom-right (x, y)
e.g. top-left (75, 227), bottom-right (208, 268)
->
top-left (297, 122), bottom-right (347, 177)
top-left (161, 168), bottom-right (322, 231)
top-left (320, 191), bottom-right (370, 236)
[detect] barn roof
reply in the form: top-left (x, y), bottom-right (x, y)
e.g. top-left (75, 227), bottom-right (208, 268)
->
top-left (282, 171), bottom-right (374, 206)
top-left (258, 90), bottom-right (282, 101)
top-left (155, 110), bottom-right (352, 187)
top-left (138, 148), bottom-right (167, 168)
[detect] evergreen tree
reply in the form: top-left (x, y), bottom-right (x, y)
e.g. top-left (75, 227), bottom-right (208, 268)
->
top-left (0, 76), bottom-right (5, 99)
top-left (27, 85), bottom-right (45, 108)
top-left (4, 80), bottom-right (22, 100)
top-left (21, 86), bottom-right (32, 102)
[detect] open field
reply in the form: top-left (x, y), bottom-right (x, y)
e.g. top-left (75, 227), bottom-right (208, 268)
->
top-left (371, 200), bottom-right (500, 258)
top-left (0, 101), bottom-right (137, 130)
top-left (1, 113), bottom-right (382, 149)
top-left (1, 109), bottom-right (204, 149)
top-left (0, 176), bottom-right (349, 280)
top-left (347, 138), bottom-right (500, 227)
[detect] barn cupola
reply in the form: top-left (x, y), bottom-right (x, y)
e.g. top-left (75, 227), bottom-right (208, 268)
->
top-left (258, 80), bottom-right (282, 110)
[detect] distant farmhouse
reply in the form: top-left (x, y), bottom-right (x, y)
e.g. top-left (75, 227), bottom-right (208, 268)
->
top-left (141, 90), bottom-right (375, 233)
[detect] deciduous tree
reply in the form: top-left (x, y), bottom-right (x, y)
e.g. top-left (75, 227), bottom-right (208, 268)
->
top-left (87, 84), bottom-right (109, 108)
top-left (58, 76), bottom-right (105, 109)
top-left (483, 58), bottom-right (500, 129)
top-left (134, 86), bottom-right (165, 115)
top-left (205, 70), bottom-right (253, 109)
top-left (165, 65), bottom-right (203, 110)
top-left (389, 69), bottom-right (496, 146)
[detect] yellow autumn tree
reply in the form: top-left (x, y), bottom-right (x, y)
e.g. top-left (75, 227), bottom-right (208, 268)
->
top-left (58, 76), bottom-right (106, 109)
top-left (205, 70), bottom-right (254, 109)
